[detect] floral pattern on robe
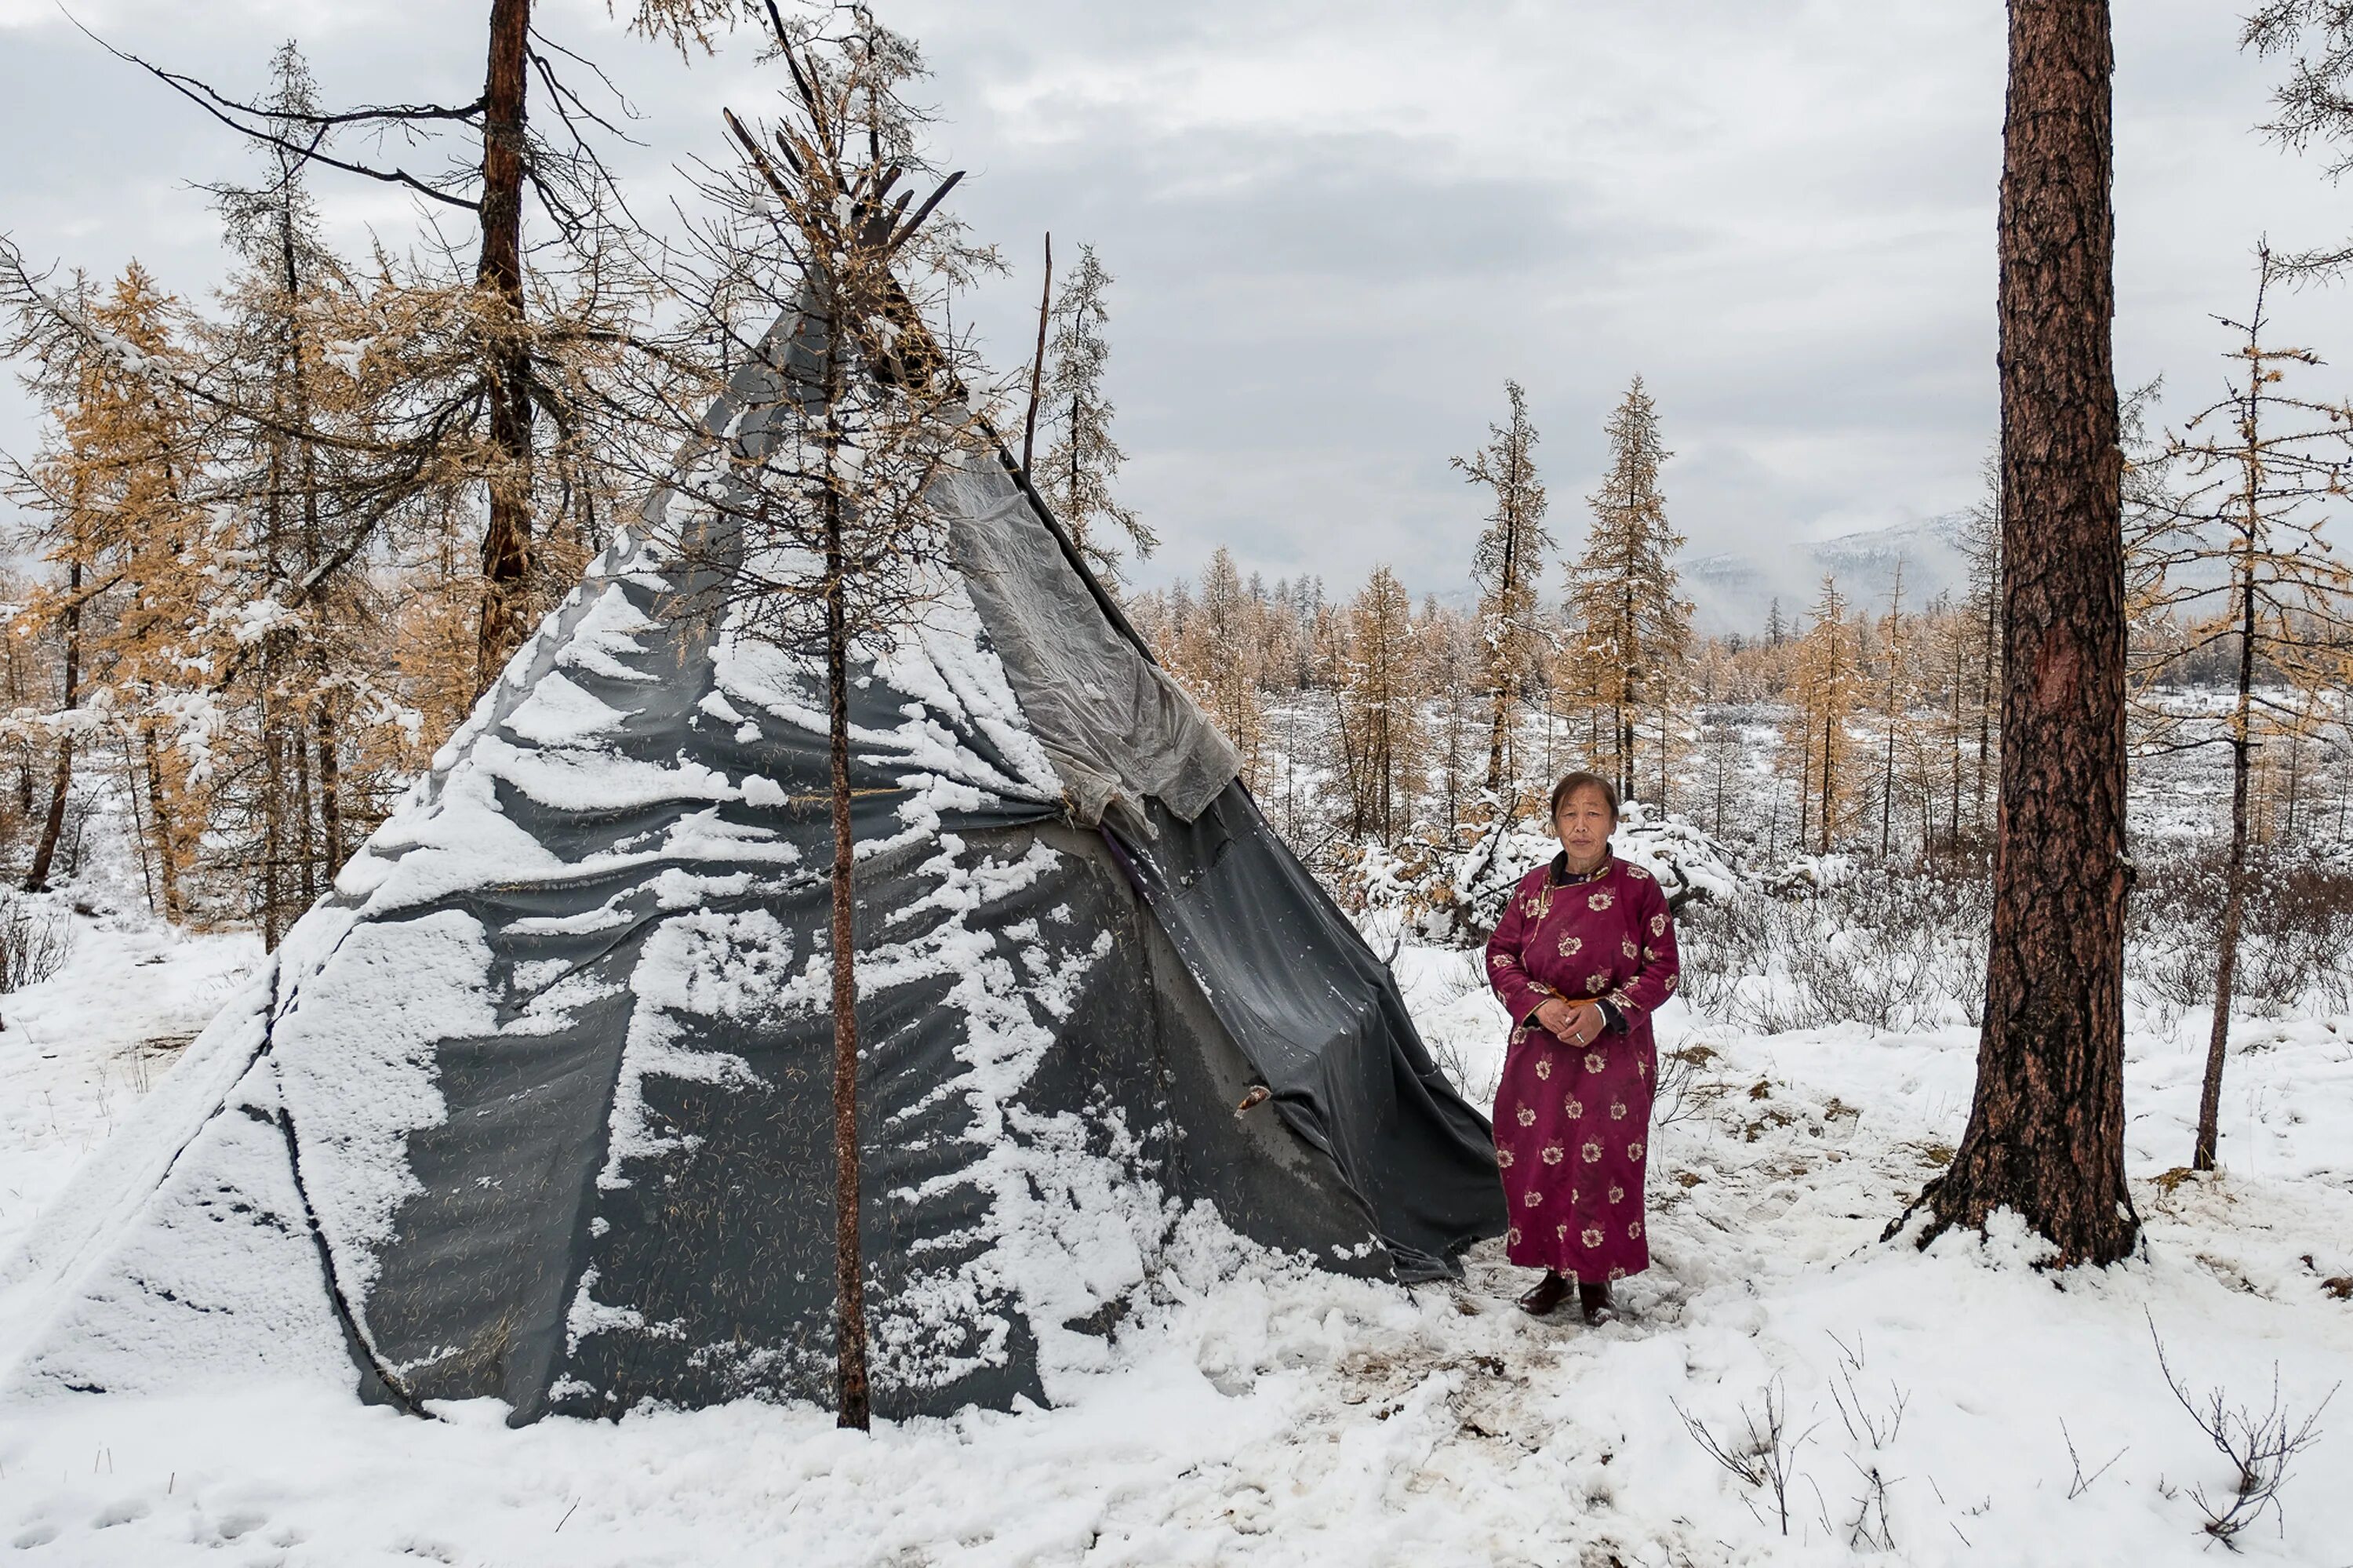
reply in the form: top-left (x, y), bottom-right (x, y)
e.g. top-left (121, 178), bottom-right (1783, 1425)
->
top-left (1483, 853), bottom-right (1680, 1282)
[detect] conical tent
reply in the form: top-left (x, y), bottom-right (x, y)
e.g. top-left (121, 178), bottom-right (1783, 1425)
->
top-left (0, 311), bottom-right (1502, 1423)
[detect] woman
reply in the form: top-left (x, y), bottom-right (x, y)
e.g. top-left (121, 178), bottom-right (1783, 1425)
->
top-left (1483, 771), bottom-right (1681, 1323)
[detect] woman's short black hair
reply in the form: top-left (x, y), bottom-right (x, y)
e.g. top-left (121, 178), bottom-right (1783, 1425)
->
top-left (1549, 769), bottom-right (1620, 824)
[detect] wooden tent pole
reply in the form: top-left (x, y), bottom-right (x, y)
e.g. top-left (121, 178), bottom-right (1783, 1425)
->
top-left (1020, 232), bottom-right (1052, 476)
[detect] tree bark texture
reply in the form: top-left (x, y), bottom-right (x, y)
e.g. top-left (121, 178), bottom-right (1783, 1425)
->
top-left (826, 493), bottom-right (873, 1432)
top-left (1920, 0), bottom-right (2137, 1266)
top-left (474, 0), bottom-right (537, 695)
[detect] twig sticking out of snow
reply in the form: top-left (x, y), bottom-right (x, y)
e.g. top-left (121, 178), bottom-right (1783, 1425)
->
top-left (1842, 1456), bottom-right (1900, 1552)
top-left (1672, 1376), bottom-right (1819, 1537)
top-left (2060, 1418), bottom-right (2127, 1501)
top-left (2149, 1313), bottom-right (2338, 1548)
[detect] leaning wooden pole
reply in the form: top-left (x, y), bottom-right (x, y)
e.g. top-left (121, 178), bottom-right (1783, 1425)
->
top-left (1020, 231), bottom-right (1052, 477)
top-left (1903, 0), bottom-right (2137, 1266)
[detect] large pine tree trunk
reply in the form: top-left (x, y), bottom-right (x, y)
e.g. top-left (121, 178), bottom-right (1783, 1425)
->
top-left (474, 0), bottom-right (536, 693)
top-left (1915, 0), bottom-right (2137, 1266)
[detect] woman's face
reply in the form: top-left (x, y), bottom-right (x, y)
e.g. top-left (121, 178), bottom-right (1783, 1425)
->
top-left (1554, 787), bottom-right (1616, 868)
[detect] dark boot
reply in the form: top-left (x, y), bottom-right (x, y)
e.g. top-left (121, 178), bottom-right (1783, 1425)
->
top-left (1578, 1280), bottom-right (1615, 1325)
top-left (1516, 1270), bottom-right (1569, 1317)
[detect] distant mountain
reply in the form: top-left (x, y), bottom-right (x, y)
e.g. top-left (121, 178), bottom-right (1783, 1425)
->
top-left (1681, 514), bottom-right (1976, 635)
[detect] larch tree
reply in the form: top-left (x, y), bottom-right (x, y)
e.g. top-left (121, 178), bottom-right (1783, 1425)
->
top-left (198, 43), bottom-right (407, 943)
top-left (1037, 243), bottom-right (1154, 584)
top-left (1904, 0), bottom-right (2138, 1268)
top-left (1184, 548), bottom-right (1269, 786)
top-left (1453, 380), bottom-right (1551, 797)
top-left (2131, 246), bottom-right (2353, 1172)
top-left (2, 265), bottom-right (212, 902)
top-left (1872, 565), bottom-right (1915, 858)
top-left (107, 0), bottom-right (743, 693)
top-left (1956, 461), bottom-right (2005, 845)
top-left (1785, 577), bottom-right (1860, 854)
top-left (1566, 375), bottom-right (1689, 808)
top-left (652, 5), bottom-right (995, 1430)
top-left (1420, 593), bottom-right (1482, 844)
top-left (1337, 565), bottom-right (1420, 845)
top-left (2246, 2), bottom-right (2353, 274)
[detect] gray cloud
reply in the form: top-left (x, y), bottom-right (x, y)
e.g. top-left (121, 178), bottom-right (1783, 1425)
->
top-left (4, 0), bottom-right (2351, 621)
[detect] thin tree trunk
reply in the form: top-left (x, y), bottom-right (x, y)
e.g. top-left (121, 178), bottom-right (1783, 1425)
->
top-left (822, 359), bottom-right (871, 1431)
top-left (1486, 487), bottom-right (1522, 796)
top-left (2194, 563), bottom-right (2260, 1170)
top-left (1976, 579), bottom-right (1998, 832)
top-left (317, 694), bottom-right (344, 880)
top-left (1819, 704), bottom-right (1835, 855)
top-left (1796, 691), bottom-right (1813, 852)
top-left (118, 732), bottom-right (156, 915)
top-left (2282, 727), bottom-right (2301, 842)
top-left (292, 688), bottom-right (316, 903)
top-left (141, 729), bottom-right (183, 921)
top-left (262, 675), bottom-right (286, 951)
top-left (474, 0), bottom-right (537, 693)
top-left (1657, 702), bottom-right (1668, 816)
top-left (1948, 631), bottom-right (1966, 855)
top-left (1880, 595), bottom-right (1900, 859)
top-left (1914, 0), bottom-right (2136, 1265)
top-left (1621, 574), bottom-right (1638, 805)
top-left (25, 563), bottom-right (82, 893)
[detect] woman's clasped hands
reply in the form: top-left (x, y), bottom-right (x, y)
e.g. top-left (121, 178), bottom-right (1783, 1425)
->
top-left (1532, 995), bottom-right (1606, 1050)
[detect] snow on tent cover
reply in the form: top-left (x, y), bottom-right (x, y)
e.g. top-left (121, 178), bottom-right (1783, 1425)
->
top-left (0, 307), bottom-right (1503, 1424)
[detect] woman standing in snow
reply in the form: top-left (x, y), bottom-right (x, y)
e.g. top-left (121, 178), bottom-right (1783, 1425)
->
top-left (1482, 771), bottom-right (1681, 1322)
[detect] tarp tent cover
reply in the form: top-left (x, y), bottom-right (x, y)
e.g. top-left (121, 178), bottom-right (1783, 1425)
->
top-left (0, 311), bottom-right (1502, 1422)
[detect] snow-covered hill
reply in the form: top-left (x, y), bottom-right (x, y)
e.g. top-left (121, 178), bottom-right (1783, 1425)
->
top-left (1686, 514), bottom-right (1977, 635)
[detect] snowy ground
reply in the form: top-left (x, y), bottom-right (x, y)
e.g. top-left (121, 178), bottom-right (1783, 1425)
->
top-left (1, 911), bottom-right (2349, 1565)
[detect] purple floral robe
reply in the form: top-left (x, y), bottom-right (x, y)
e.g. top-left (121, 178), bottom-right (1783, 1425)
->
top-left (1483, 854), bottom-right (1681, 1282)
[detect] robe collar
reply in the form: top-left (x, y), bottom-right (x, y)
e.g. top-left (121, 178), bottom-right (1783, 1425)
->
top-left (1546, 849), bottom-right (1615, 890)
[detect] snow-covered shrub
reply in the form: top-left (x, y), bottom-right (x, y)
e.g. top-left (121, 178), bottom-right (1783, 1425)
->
top-left (1677, 860), bottom-right (1989, 1034)
top-left (1675, 843), bottom-right (2353, 1038)
top-left (2125, 849), bottom-right (2353, 1027)
top-left (0, 891), bottom-right (75, 993)
top-left (1410, 801), bottom-right (1744, 948)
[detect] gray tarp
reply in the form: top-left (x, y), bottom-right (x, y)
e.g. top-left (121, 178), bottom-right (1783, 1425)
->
top-left (2, 310), bottom-right (1503, 1423)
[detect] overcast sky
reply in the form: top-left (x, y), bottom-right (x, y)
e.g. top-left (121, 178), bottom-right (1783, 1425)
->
top-left (4, 0), bottom-right (2351, 612)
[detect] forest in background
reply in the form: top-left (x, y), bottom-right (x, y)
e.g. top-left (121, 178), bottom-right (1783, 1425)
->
top-left (0, 9), bottom-right (2345, 979)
